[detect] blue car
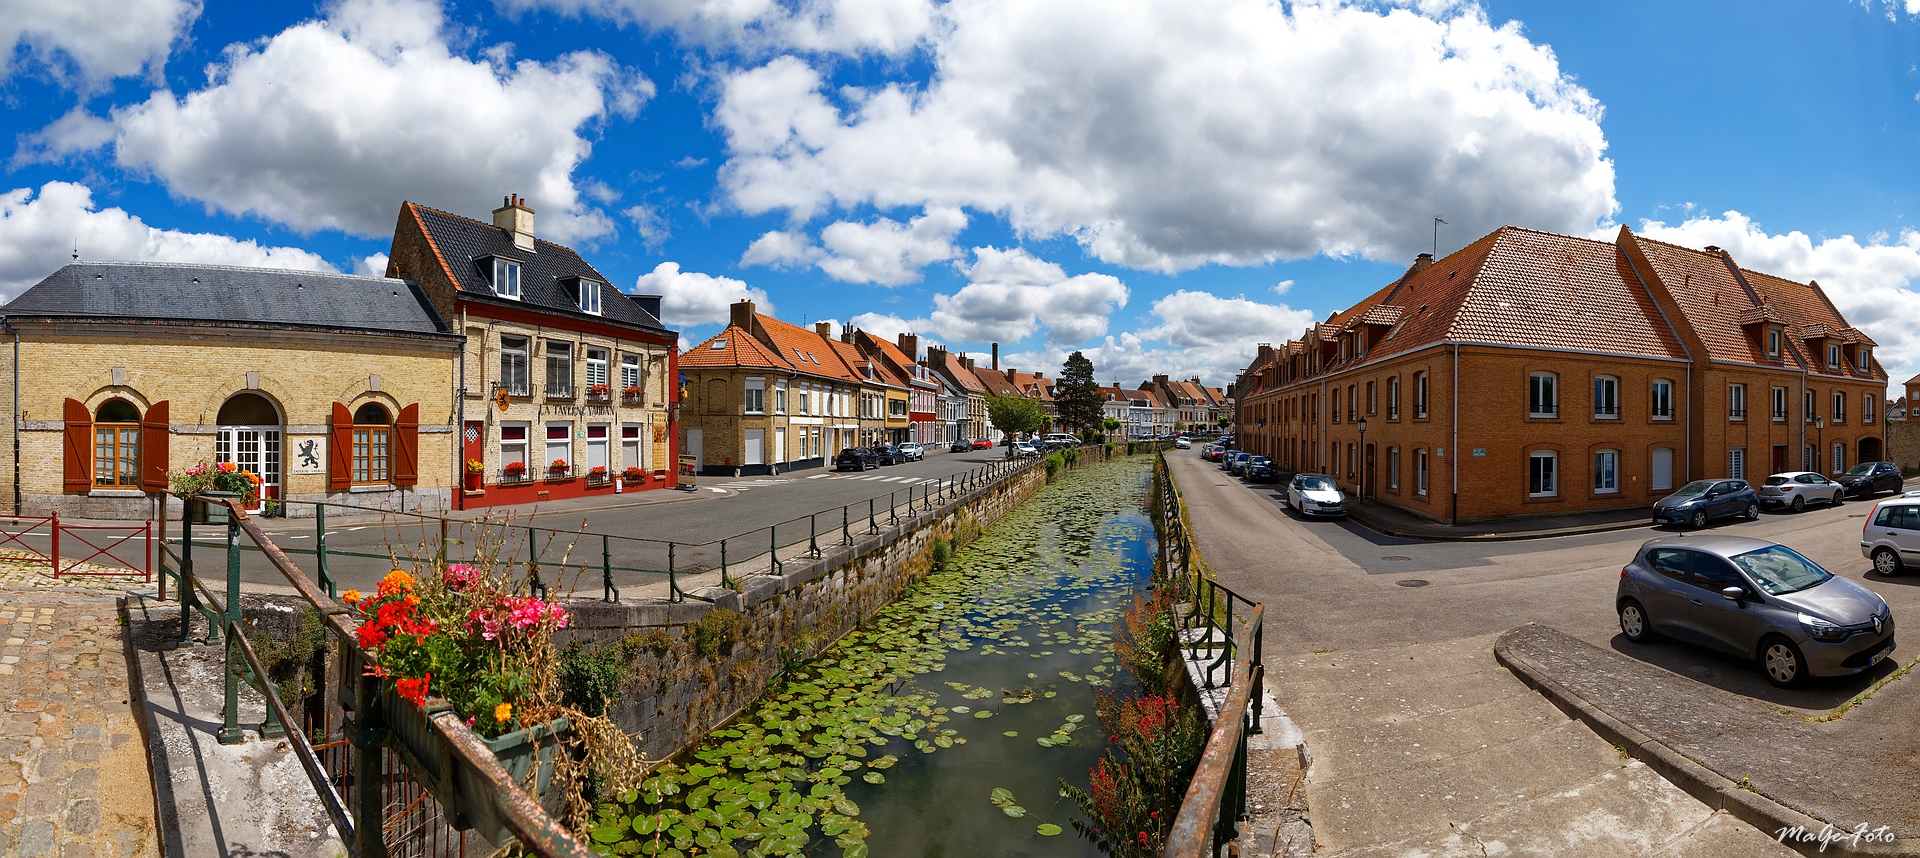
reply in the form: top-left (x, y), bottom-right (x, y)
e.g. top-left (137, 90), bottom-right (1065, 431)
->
top-left (1652, 479), bottom-right (1759, 529)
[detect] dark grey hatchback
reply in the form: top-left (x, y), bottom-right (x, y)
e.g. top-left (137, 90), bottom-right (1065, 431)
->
top-left (1617, 535), bottom-right (1895, 687)
top-left (1651, 479), bottom-right (1759, 529)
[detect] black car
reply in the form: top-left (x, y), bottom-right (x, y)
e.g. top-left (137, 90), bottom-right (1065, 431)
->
top-left (874, 445), bottom-right (903, 465)
top-left (950, 438), bottom-right (972, 453)
top-left (1245, 456), bottom-right (1278, 483)
top-left (1840, 461), bottom-right (1905, 498)
top-left (1652, 479), bottom-right (1759, 529)
top-left (834, 447), bottom-right (880, 471)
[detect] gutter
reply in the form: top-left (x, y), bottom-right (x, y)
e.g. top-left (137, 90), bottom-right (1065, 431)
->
top-left (4, 317), bottom-right (16, 515)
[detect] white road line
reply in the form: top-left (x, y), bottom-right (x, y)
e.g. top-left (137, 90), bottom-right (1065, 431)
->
top-left (807, 474), bottom-right (832, 479)
top-left (875, 476), bottom-right (904, 482)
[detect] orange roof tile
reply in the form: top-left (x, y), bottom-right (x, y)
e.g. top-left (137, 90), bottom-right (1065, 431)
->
top-left (680, 325), bottom-right (790, 369)
top-left (1739, 267), bottom-right (1885, 380)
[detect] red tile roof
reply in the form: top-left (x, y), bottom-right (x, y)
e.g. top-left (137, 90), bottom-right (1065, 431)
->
top-left (1739, 267), bottom-right (1885, 380)
top-left (680, 325), bottom-right (790, 369)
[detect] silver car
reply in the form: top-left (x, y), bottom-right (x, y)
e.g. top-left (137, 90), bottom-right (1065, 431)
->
top-left (1861, 498), bottom-right (1920, 576)
top-left (1756, 471), bottom-right (1844, 512)
top-left (1617, 535), bottom-right (1895, 687)
top-left (1286, 474), bottom-right (1347, 517)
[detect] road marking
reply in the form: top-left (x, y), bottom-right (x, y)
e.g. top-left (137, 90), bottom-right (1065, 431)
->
top-left (875, 476), bottom-right (904, 482)
top-left (708, 487), bottom-right (727, 493)
top-left (807, 474), bottom-right (833, 479)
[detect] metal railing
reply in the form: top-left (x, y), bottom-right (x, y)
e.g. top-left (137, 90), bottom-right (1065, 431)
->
top-left (0, 512), bottom-right (152, 582)
top-left (157, 497), bottom-right (591, 858)
top-left (1153, 453), bottom-right (1265, 858)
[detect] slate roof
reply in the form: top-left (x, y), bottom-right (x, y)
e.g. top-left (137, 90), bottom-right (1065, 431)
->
top-left (3, 261), bottom-right (448, 336)
top-left (405, 203), bottom-right (670, 335)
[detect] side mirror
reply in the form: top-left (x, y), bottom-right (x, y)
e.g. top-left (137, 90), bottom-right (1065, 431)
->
top-left (1720, 586), bottom-right (1745, 602)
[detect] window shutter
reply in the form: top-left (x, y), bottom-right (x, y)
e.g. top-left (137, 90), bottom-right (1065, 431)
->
top-left (393, 404), bottom-right (419, 486)
top-left (63, 398), bottom-right (91, 491)
top-left (140, 401), bottom-right (171, 493)
top-left (329, 403), bottom-right (353, 492)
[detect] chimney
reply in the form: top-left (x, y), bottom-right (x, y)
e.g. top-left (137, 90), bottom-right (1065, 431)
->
top-left (926, 346), bottom-right (947, 368)
top-left (815, 321), bottom-right (833, 338)
top-left (632, 294), bottom-right (663, 321)
top-left (991, 343), bottom-right (999, 370)
top-left (1257, 343), bottom-right (1274, 360)
top-left (897, 333), bottom-right (919, 361)
top-left (492, 194), bottom-right (536, 252)
top-left (959, 355), bottom-right (973, 370)
top-left (1704, 245), bottom-right (1722, 254)
top-left (1152, 373), bottom-right (1169, 386)
top-left (1410, 252), bottom-right (1433, 274)
top-left (729, 300), bottom-right (756, 330)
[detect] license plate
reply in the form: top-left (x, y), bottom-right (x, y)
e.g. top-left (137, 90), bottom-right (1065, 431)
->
top-left (1873, 649), bottom-right (1888, 666)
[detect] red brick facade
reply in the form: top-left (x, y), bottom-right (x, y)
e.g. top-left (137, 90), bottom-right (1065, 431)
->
top-left (1236, 225), bottom-right (1889, 524)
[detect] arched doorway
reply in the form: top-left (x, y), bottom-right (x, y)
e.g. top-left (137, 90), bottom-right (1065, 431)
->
top-left (1861, 436), bottom-right (1884, 464)
top-left (216, 393), bottom-right (282, 513)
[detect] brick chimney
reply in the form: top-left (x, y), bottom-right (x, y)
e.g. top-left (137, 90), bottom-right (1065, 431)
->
top-left (815, 321), bottom-right (833, 338)
top-left (897, 333), bottom-right (919, 361)
top-left (729, 300), bottom-right (756, 330)
top-left (991, 343), bottom-right (999, 370)
top-left (1409, 252), bottom-right (1433, 274)
top-left (926, 345), bottom-right (948, 368)
top-left (1152, 373), bottom-right (1169, 387)
top-left (492, 194), bottom-right (536, 252)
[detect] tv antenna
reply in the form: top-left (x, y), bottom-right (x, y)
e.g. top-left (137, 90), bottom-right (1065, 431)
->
top-left (1432, 216), bottom-right (1447, 258)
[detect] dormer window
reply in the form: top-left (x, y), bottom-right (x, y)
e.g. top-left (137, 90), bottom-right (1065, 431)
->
top-left (1858, 346), bottom-right (1872, 372)
top-left (490, 258), bottom-right (521, 300)
top-left (1827, 344), bottom-right (1840, 368)
top-left (576, 279), bottom-right (602, 315)
top-left (1766, 327), bottom-right (1781, 357)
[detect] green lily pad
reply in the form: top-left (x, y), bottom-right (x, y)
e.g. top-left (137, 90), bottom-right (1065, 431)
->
top-left (1037, 823), bottom-right (1063, 836)
top-left (863, 772), bottom-right (884, 784)
top-left (1002, 805), bottom-right (1027, 818)
top-left (973, 710), bottom-right (993, 719)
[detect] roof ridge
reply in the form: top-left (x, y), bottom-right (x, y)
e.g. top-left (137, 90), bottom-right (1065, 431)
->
top-left (409, 201), bottom-right (588, 257)
top-left (58, 259), bottom-right (392, 281)
top-left (1438, 226), bottom-right (1516, 342)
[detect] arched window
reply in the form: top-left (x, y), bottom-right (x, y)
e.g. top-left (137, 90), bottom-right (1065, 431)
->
top-left (93, 399), bottom-right (140, 488)
top-left (352, 403), bottom-right (392, 484)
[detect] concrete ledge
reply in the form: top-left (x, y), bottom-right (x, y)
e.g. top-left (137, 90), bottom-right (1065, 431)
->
top-left (1494, 626), bottom-right (1914, 857)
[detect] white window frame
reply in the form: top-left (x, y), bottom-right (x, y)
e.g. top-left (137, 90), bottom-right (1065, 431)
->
top-left (774, 380), bottom-right (788, 415)
top-left (1729, 447), bottom-right (1746, 480)
top-left (1833, 443), bottom-right (1845, 475)
top-left (585, 424), bottom-right (609, 475)
top-left (1865, 393), bottom-right (1876, 424)
top-left (1804, 444), bottom-right (1815, 472)
top-left (1728, 384), bottom-right (1746, 421)
top-left (621, 424), bottom-right (643, 473)
top-left (1767, 328), bottom-right (1780, 357)
top-left (492, 258), bottom-right (521, 300)
top-left (577, 279), bottom-right (602, 315)
top-left (1805, 389), bottom-right (1816, 421)
top-left (1387, 447), bottom-right (1400, 490)
top-left (1415, 450), bottom-right (1429, 495)
top-left (585, 348), bottom-right (609, 391)
top-left (1592, 376), bottom-right (1619, 419)
top-left (500, 423), bottom-right (529, 478)
top-left (545, 340), bottom-right (574, 398)
top-left (499, 336), bottom-right (530, 396)
top-left (1833, 391), bottom-right (1846, 423)
top-left (1414, 373), bottom-right (1428, 418)
top-left (744, 378), bottom-right (766, 414)
top-left (621, 354), bottom-right (642, 394)
top-left (545, 422), bottom-right (572, 475)
top-left (1828, 344), bottom-right (1840, 368)
top-left (1528, 372), bottom-right (1558, 417)
top-left (1650, 379), bottom-right (1673, 420)
top-left (1528, 450), bottom-right (1558, 498)
top-left (1772, 386), bottom-right (1787, 422)
top-left (1593, 450), bottom-right (1619, 494)
top-left (1859, 347), bottom-right (1872, 372)
top-left (1387, 376), bottom-right (1400, 418)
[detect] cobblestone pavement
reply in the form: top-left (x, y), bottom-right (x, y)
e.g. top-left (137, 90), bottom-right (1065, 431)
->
top-left (0, 553), bottom-right (158, 857)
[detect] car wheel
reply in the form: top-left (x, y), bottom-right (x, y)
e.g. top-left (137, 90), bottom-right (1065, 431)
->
top-left (1874, 548), bottom-right (1903, 577)
top-left (1832, 492), bottom-right (1843, 507)
top-left (1790, 496), bottom-right (1805, 513)
top-left (1619, 599), bottom-right (1655, 643)
top-left (1690, 510), bottom-right (1708, 529)
top-left (1745, 502), bottom-right (1760, 521)
top-left (1760, 636), bottom-right (1806, 688)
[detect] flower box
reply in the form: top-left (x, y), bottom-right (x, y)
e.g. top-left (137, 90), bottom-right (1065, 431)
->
top-left (344, 646), bottom-right (570, 845)
top-left (187, 491), bottom-right (243, 525)
top-left (621, 386), bottom-right (643, 403)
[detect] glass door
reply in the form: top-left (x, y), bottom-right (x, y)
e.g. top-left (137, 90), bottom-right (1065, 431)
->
top-left (215, 426), bottom-right (282, 513)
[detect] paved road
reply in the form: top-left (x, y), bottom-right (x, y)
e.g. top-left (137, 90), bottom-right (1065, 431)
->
top-left (1169, 450), bottom-right (1863, 856)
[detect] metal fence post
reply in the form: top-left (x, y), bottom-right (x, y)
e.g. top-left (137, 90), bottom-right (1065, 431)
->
top-left (217, 514), bottom-right (246, 745)
top-left (868, 497), bottom-right (878, 534)
top-left (527, 527), bottom-right (545, 598)
top-left (770, 524), bottom-right (782, 575)
top-left (351, 668), bottom-right (390, 858)
top-left (178, 511), bottom-right (195, 645)
top-left (49, 511), bottom-right (59, 578)
top-left (668, 542), bottom-right (681, 602)
top-left (808, 514), bottom-right (820, 558)
top-left (314, 505), bottom-right (334, 599)
top-left (602, 535), bottom-right (616, 603)
top-left (842, 505), bottom-right (852, 546)
top-left (889, 491), bottom-right (900, 526)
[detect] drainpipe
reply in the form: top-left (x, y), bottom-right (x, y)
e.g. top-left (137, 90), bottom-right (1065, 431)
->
top-left (1451, 343), bottom-right (1459, 527)
top-left (456, 306), bottom-right (467, 511)
top-left (5, 318), bottom-right (16, 516)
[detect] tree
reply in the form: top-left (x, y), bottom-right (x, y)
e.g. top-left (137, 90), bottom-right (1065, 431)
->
top-left (988, 395), bottom-right (1045, 455)
top-left (1216, 415), bottom-right (1232, 431)
top-left (1103, 416), bottom-right (1122, 439)
top-left (1054, 351), bottom-right (1103, 433)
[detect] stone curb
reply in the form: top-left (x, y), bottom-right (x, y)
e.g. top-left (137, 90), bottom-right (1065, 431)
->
top-left (1492, 627), bottom-right (1916, 858)
top-left (1346, 504), bottom-right (1651, 543)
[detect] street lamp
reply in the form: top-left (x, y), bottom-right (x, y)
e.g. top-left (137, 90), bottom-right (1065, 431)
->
top-left (1356, 416), bottom-right (1369, 502)
top-left (1815, 416), bottom-right (1825, 474)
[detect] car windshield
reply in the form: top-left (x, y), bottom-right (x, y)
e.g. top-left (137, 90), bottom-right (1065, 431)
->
top-left (1763, 476), bottom-right (1791, 486)
top-left (1669, 480), bottom-right (1716, 498)
top-left (1298, 476), bottom-right (1336, 491)
top-left (1846, 463), bottom-right (1875, 476)
top-left (1730, 545), bottom-right (1833, 596)
top-left (1251, 457), bottom-right (1269, 465)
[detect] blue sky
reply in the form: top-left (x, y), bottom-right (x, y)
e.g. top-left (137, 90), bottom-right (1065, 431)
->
top-left (4, 0), bottom-right (1920, 391)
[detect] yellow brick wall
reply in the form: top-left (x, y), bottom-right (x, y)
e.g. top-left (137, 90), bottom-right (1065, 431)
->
top-left (5, 323), bottom-right (457, 518)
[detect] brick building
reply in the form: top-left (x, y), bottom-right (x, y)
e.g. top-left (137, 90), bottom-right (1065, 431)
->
top-left (1236, 225), bottom-right (1890, 524)
top-left (385, 196), bottom-right (680, 507)
top-left (677, 302), bottom-right (872, 476)
top-left (855, 332), bottom-right (940, 444)
top-left (925, 346), bottom-right (989, 441)
top-left (0, 261), bottom-right (460, 519)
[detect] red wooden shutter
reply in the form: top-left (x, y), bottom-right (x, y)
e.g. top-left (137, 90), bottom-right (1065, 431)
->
top-left (329, 403), bottom-right (353, 492)
top-left (62, 398), bottom-right (91, 491)
top-left (140, 401), bottom-right (170, 493)
top-left (393, 403), bottom-right (419, 486)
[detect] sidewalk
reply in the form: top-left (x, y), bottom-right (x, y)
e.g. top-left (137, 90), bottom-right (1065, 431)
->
top-left (1343, 496), bottom-right (1651, 541)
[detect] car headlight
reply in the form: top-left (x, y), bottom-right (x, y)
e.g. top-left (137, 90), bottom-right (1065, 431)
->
top-left (1799, 613), bottom-right (1852, 642)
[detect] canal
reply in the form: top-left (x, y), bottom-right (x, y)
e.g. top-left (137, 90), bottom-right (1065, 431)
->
top-left (600, 454), bottom-right (1157, 857)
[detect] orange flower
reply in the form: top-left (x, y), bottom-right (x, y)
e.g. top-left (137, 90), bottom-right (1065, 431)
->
top-left (494, 702), bottom-right (512, 723)
top-left (341, 589), bottom-right (362, 606)
top-left (376, 570), bottom-right (415, 598)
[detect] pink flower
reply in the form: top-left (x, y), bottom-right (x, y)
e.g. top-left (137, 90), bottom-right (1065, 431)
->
top-left (466, 608), bottom-right (501, 641)
top-left (442, 563), bottom-right (479, 592)
top-left (547, 603), bottom-right (570, 629)
top-left (505, 596), bottom-right (546, 630)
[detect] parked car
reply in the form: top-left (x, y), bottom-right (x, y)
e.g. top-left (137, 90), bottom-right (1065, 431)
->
top-left (1617, 535), bottom-right (1895, 687)
top-left (834, 448), bottom-right (879, 471)
top-left (1839, 461), bottom-right (1905, 499)
top-left (1652, 479), bottom-right (1758, 529)
top-left (972, 438), bottom-right (993, 450)
top-left (873, 444), bottom-right (903, 465)
top-left (897, 442), bottom-right (925, 462)
top-left (1041, 433), bottom-right (1080, 448)
top-left (1862, 497), bottom-right (1920, 576)
top-left (1228, 452), bottom-right (1252, 476)
top-left (1285, 474), bottom-right (1347, 517)
top-left (1174, 437), bottom-right (1192, 449)
top-left (950, 438), bottom-right (973, 453)
top-left (1757, 472), bottom-right (1844, 512)
top-left (1012, 442), bottom-right (1042, 458)
top-left (1245, 456), bottom-right (1277, 483)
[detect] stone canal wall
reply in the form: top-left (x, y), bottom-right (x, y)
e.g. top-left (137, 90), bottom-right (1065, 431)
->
top-left (560, 457), bottom-right (1059, 762)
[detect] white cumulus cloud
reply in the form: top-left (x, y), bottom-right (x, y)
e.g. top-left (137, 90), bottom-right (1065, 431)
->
top-left (744, 206), bottom-right (966, 285)
top-left (925, 247), bottom-right (1128, 345)
top-left (634, 261), bottom-right (773, 328)
top-left (74, 0), bottom-right (649, 242)
top-left (0, 0), bottom-right (200, 85)
top-left (496, 0), bottom-right (938, 55)
top-left (0, 182), bottom-right (335, 300)
top-left (1629, 211), bottom-right (1920, 394)
top-left (714, 0), bottom-right (1615, 273)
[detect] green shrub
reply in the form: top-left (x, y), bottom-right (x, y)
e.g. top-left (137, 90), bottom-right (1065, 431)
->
top-left (1125, 440), bottom-right (1136, 456)
top-left (248, 606), bottom-right (326, 708)
top-left (931, 538), bottom-right (952, 574)
top-left (558, 639), bottom-right (630, 718)
top-left (622, 629), bottom-right (674, 656)
top-left (1045, 452), bottom-right (1064, 480)
top-left (692, 609), bottom-right (746, 657)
